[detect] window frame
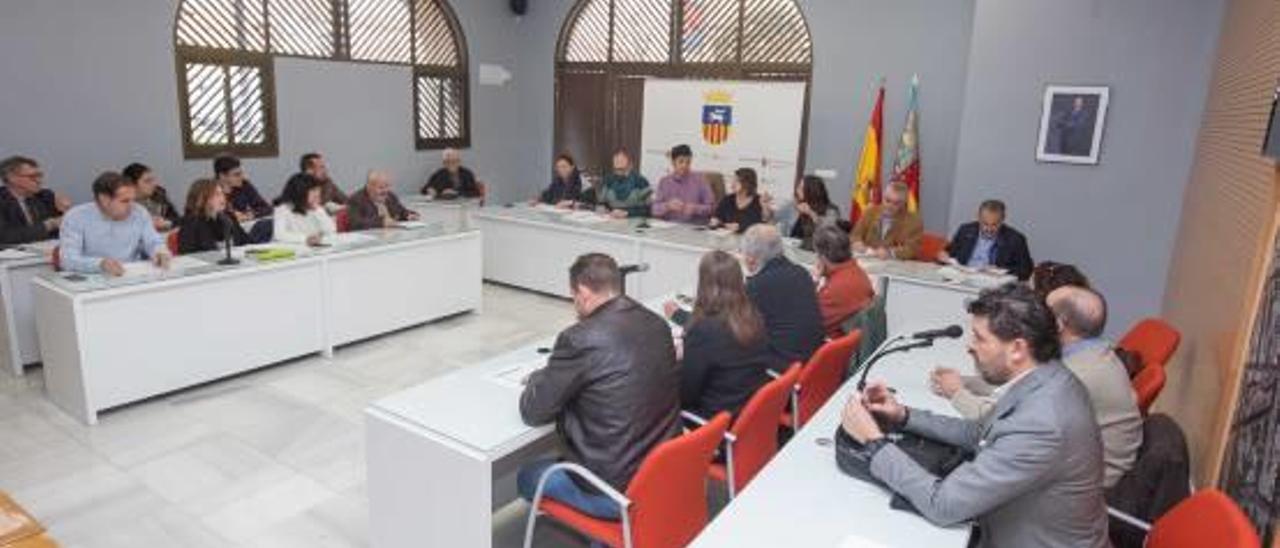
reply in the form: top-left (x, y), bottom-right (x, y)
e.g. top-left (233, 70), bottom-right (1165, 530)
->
top-left (173, 0), bottom-right (469, 159)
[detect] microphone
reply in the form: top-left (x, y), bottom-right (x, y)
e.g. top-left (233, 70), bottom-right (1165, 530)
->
top-left (619, 263), bottom-right (649, 276)
top-left (911, 325), bottom-right (963, 341)
top-left (217, 213), bottom-right (240, 266)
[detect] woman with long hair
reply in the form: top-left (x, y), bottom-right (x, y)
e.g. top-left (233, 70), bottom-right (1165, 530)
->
top-left (272, 173), bottom-right (336, 245)
top-left (789, 175), bottom-right (841, 249)
top-left (666, 250), bottom-right (772, 418)
top-left (709, 167), bottom-right (765, 233)
top-left (176, 178), bottom-right (251, 254)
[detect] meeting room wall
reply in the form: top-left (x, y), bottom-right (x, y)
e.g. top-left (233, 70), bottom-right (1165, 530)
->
top-left (0, 0), bottom-right (546, 207)
top-left (948, 0), bottom-right (1225, 336)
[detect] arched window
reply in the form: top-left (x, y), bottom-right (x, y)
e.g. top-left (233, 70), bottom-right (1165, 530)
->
top-left (174, 0), bottom-right (468, 158)
top-left (555, 0), bottom-right (812, 175)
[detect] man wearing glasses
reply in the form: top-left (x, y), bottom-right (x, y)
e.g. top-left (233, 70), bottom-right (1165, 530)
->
top-left (850, 180), bottom-right (923, 260)
top-left (0, 156), bottom-right (71, 245)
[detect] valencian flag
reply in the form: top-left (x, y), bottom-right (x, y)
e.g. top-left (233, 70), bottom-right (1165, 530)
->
top-left (701, 90), bottom-right (733, 146)
top-left (851, 81), bottom-right (885, 223)
top-left (892, 74), bottom-right (921, 213)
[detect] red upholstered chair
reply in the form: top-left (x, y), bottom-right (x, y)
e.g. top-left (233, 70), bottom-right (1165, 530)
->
top-left (1118, 318), bottom-right (1182, 370)
top-left (919, 232), bottom-right (948, 262)
top-left (779, 330), bottom-right (863, 430)
top-left (523, 412), bottom-right (731, 548)
top-left (1109, 489), bottom-right (1260, 548)
top-left (476, 181), bottom-right (488, 207)
top-left (696, 365), bottom-right (800, 499)
top-left (334, 209), bottom-right (350, 232)
top-left (51, 246), bottom-right (61, 272)
top-left (1133, 364), bottom-right (1166, 416)
top-left (166, 230), bottom-right (180, 255)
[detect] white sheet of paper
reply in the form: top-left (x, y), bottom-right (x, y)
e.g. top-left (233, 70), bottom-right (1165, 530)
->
top-left (22, 240), bottom-right (58, 253)
top-left (326, 232), bottom-right (376, 246)
top-left (489, 359), bottom-right (547, 389)
top-left (120, 256), bottom-right (207, 279)
top-left (397, 221), bottom-right (428, 229)
top-left (0, 249), bottom-right (37, 260)
top-left (645, 219), bottom-right (676, 229)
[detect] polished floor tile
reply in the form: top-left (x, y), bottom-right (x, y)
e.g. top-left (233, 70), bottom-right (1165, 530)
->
top-left (0, 284), bottom-right (593, 547)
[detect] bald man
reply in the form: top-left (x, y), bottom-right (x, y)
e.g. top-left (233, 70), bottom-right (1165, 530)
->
top-left (347, 171), bottom-right (420, 230)
top-left (929, 285), bottom-right (1141, 488)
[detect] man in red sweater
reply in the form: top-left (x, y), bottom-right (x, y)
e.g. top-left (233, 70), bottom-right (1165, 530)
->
top-left (812, 223), bottom-right (875, 338)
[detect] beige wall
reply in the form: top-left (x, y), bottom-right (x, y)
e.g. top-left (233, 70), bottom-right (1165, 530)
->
top-left (1159, 0), bottom-right (1280, 485)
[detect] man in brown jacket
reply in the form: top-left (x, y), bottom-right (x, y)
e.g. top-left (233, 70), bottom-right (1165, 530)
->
top-left (346, 170), bottom-right (419, 230)
top-left (850, 180), bottom-right (923, 259)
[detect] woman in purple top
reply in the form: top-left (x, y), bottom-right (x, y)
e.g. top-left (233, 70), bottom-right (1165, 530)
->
top-left (651, 144), bottom-right (714, 223)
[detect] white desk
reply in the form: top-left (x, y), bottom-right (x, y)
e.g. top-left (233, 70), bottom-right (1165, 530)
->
top-left (691, 316), bottom-right (978, 546)
top-left (0, 248), bottom-right (53, 375)
top-left (402, 196), bottom-right (480, 231)
top-left (34, 226), bottom-right (482, 425)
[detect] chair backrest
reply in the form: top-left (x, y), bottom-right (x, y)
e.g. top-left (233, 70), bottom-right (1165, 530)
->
top-left (1118, 318), bottom-right (1182, 370)
top-left (334, 209), bottom-right (350, 232)
top-left (797, 330), bottom-right (863, 427)
top-left (728, 365), bottom-right (801, 494)
top-left (1133, 364), bottom-right (1166, 416)
top-left (1146, 489), bottom-right (1259, 548)
top-left (703, 172), bottom-right (726, 205)
top-left (51, 246), bottom-right (61, 272)
top-left (166, 230), bottom-right (180, 255)
top-left (626, 412), bottom-right (730, 548)
top-left (919, 232), bottom-right (947, 262)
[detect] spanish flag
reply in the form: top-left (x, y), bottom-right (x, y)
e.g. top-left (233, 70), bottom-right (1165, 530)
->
top-left (892, 75), bottom-right (922, 213)
top-left (851, 82), bottom-right (884, 224)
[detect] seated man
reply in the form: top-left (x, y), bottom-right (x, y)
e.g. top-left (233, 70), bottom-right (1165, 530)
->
top-left (841, 284), bottom-right (1109, 547)
top-left (0, 156), bottom-right (70, 245)
top-left (850, 180), bottom-right (923, 259)
top-left (517, 253), bottom-right (680, 519)
top-left (741, 224), bottom-right (825, 372)
top-left (928, 287), bottom-right (1142, 488)
top-left (214, 155), bottom-right (272, 221)
top-left (59, 172), bottom-right (170, 276)
top-left (812, 224), bottom-right (875, 339)
top-left (421, 148), bottom-right (481, 199)
top-left (651, 144), bottom-right (714, 223)
top-left (300, 152), bottom-right (348, 207)
top-left (346, 170), bottom-right (420, 230)
top-left (939, 199), bottom-right (1034, 280)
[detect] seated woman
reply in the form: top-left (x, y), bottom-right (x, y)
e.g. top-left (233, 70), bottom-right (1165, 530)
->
top-left (537, 153), bottom-right (583, 207)
top-left (709, 167), bottom-right (764, 233)
top-left (123, 163), bottom-right (179, 232)
top-left (789, 175), bottom-right (841, 249)
top-left (598, 149), bottom-right (651, 218)
top-left (421, 148), bottom-right (481, 199)
top-left (664, 250), bottom-right (771, 419)
top-left (273, 173), bottom-right (337, 246)
top-left (177, 179), bottom-right (251, 254)
top-left (812, 223), bottom-right (874, 338)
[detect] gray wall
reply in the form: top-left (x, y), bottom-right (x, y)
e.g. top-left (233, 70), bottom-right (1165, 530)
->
top-left (0, 0), bottom-right (544, 206)
top-left (948, 0), bottom-right (1224, 334)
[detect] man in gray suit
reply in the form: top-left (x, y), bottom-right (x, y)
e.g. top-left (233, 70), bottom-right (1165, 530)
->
top-left (841, 284), bottom-right (1109, 547)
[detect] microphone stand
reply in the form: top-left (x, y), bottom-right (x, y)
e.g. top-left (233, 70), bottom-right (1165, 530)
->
top-left (856, 336), bottom-right (936, 391)
top-left (218, 214), bottom-right (240, 266)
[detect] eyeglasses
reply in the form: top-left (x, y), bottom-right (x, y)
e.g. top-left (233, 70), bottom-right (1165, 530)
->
top-left (13, 171), bottom-right (43, 180)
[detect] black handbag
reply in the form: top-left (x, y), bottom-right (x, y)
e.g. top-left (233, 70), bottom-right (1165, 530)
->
top-left (834, 426), bottom-right (973, 516)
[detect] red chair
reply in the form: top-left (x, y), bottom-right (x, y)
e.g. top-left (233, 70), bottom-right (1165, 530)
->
top-left (779, 330), bottom-right (863, 430)
top-left (51, 246), bottom-right (61, 272)
top-left (692, 365), bottom-right (800, 499)
top-left (1118, 318), bottom-right (1182, 370)
top-left (523, 412), bottom-right (731, 548)
top-left (919, 232), bottom-right (947, 262)
top-left (1110, 489), bottom-right (1259, 548)
top-left (476, 181), bottom-right (488, 207)
top-left (1133, 364), bottom-right (1166, 416)
top-left (166, 230), bottom-right (181, 255)
top-left (334, 209), bottom-right (350, 232)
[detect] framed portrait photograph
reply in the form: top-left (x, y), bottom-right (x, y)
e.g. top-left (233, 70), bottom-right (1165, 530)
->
top-left (1036, 85), bottom-right (1110, 165)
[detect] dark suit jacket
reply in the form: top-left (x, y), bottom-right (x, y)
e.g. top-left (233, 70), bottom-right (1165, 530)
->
top-left (228, 181), bottom-right (272, 218)
top-left (422, 167), bottom-right (481, 197)
top-left (680, 315), bottom-right (771, 419)
top-left (520, 296), bottom-right (681, 491)
top-left (346, 189), bottom-right (411, 231)
top-left (945, 222), bottom-right (1034, 280)
top-left (176, 213), bottom-right (250, 254)
top-left (747, 256), bottom-right (826, 372)
top-left (0, 186), bottom-right (59, 245)
top-left (871, 362), bottom-right (1109, 548)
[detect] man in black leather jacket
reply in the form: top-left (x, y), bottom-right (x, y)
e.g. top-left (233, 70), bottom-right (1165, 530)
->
top-left (516, 253), bottom-right (681, 519)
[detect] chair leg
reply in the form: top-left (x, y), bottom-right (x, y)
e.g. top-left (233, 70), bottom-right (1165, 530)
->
top-left (790, 387), bottom-right (801, 431)
top-left (725, 442), bottom-right (737, 500)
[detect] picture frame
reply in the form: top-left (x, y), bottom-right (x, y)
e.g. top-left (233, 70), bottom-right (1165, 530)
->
top-left (1035, 85), bottom-right (1110, 165)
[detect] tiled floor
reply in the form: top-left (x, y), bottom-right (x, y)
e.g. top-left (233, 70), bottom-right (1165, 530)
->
top-left (0, 284), bottom-right (593, 547)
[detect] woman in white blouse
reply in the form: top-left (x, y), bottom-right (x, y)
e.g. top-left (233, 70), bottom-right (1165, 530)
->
top-left (273, 173), bottom-right (337, 246)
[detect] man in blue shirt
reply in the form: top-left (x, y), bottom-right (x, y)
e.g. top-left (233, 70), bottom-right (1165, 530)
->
top-left (939, 200), bottom-right (1034, 280)
top-left (59, 171), bottom-right (170, 276)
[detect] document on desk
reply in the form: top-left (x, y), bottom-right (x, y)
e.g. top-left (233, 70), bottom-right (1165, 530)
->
top-left (838, 534), bottom-right (891, 548)
top-left (489, 359), bottom-right (547, 390)
top-left (0, 248), bottom-right (37, 260)
top-left (21, 240), bottom-right (58, 253)
top-left (397, 221), bottom-right (428, 229)
top-left (121, 256), bottom-right (208, 279)
top-left (645, 219), bottom-right (675, 229)
top-left (326, 232), bottom-right (376, 246)
top-left (564, 211), bottom-right (610, 224)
